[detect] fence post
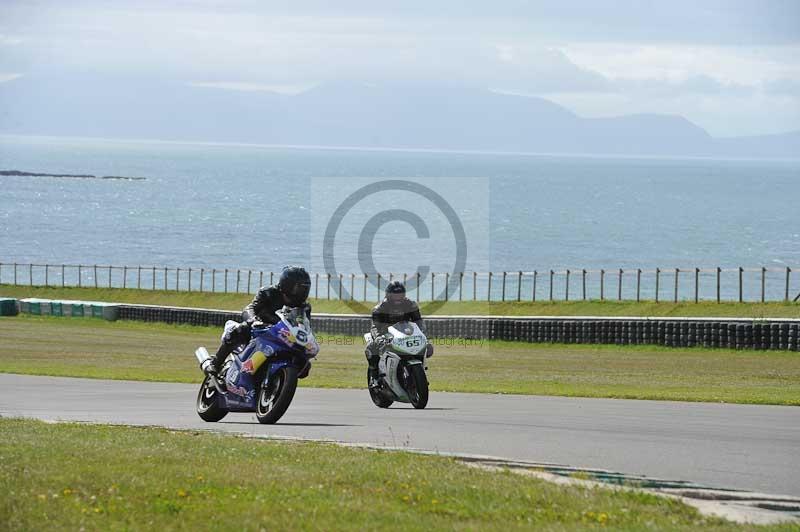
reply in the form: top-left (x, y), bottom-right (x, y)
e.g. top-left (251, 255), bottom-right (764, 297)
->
top-left (188, 268), bottom-right (192, 292)
top-left (501, 271), bottom-right (507, 302)
top-left (350, 273), bottom-right (355, 301)
top-left (339, 273), bottom-right (343, 300)
top-left (315, 273), bottom-right (319, 299)
top-left (93, 265), bottom-right (98, 288)
top-left (247, 270), bottom-right (252, 293)
top-left (487, 272), bottom-right (492, 301)
top-left (600, 269), bottom-right (605, 301)
top-left (62, 264), bottom-right (66, 288)
top-left (259, 271), bottom-right (263, 288)
top-left (363, 274), bottom-right (367, 302)
top-left (327, 273), bottom-right (331, 300)
top-left (445, 272), bottom-right (449, 301)
top-left (473, 272), bottom-right (477, 301)
top-left (618, 268), bottom-right (622, 301)
top-left (224, 269), bottom-right (228, 293)
top-left (636, 269), bottom-right (641, 302)
top-left (212, 269), bottom-right (216, 292)
top-left (236, 270), bottom-right (241, 293)
top-left (786, 267), bottom-right (792, 302)
top-left (176, 268), bottom-right (181, 292)
top-left (761, 267), bottom-right (766, 303)
top-left (532, 270), bottom-right (537, 302)
top-left (460, 272), bottom-right (464, 301)
top-left (107, 266), bottom-right (111, 288)
top-left (738, 267), bottom-right (743, 303)
top-left (162, 267), bottom-right (167, 290)
top-left (417, 272), bottom-right (421, 301)
top-left (694, 268), bottom-right (699, 303)
top-left (431, 273), bottom-right (435, 301)
top-left (655, 268), bottom-right (659, 302)
top-left (123, 266), bottom-right (127, 289)
top-left (716, 267), bottom-right (721, 303)
top-left (673, 268), bottom-right (679, 303)
top-left (200, 269), bottom-right (204, 292)
top-left (565, 270), bottom-right (570, 301)
top-left (549, 270), bottom-right (554, 301)
top-left (78, 265), bottom-right (81, 287)
top-left (152, 267), bottom-right (156, 290)
top-left (45, 264), bottom-right (49, 286)
top-left (29, 264), bottom-right (32, 287)
top-left (377, 273), bottom-right (381, 301)
top-left (582, 269), bottom-right (586, 300)
top-left (517, 271), bottom-right (522, 301)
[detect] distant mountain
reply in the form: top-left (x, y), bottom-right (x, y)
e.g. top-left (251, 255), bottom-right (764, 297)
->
top-left (0, 74), bottom-right (797, 158)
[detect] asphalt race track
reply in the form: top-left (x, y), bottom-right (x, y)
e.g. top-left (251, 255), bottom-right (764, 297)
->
top-left (2, 374), bottom-right (799, 497)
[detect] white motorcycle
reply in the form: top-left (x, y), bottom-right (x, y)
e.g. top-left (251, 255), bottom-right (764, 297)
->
top-left (362, 321), bottom-right (431, 409)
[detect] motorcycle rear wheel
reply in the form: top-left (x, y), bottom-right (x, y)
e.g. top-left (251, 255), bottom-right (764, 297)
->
top-left (406, 364), bottom-right (429, 409)
top-left (256, 366), bottom-right (298, 424)
top-left (367, 368), bottom-right (393, 408)
top-left (197, 375), bottom-right (228, 422)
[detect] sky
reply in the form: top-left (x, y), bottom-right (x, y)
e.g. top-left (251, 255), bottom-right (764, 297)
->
top-left (0, 0), bottom-right (799, 137)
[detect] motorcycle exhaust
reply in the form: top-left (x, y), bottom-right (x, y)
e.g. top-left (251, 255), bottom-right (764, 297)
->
top-left (195, 347), bottom-right (213, 372)
top-left (195, 347), bottom-right (226, 395)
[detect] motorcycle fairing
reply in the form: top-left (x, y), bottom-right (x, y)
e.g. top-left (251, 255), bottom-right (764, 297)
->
top-left (219, 334), bottom-right (282, 410)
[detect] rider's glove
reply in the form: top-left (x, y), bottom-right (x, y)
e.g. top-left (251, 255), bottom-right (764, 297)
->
top-left (425, 343), bottom-right (434, 358)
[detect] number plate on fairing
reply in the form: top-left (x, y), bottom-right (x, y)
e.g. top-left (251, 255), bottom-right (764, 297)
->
top-left (395, 335), bottom-right (423, 350)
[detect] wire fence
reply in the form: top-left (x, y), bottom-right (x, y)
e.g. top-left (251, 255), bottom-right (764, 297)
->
top-left (1, 262), bottom-right (798, 303)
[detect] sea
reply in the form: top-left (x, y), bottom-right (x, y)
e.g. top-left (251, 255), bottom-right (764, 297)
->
top-left (1, 134), bottom-right (798, 301)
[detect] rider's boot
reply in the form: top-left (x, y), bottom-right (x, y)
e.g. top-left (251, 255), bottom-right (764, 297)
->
top-left (367, 356), bottom-right (381, 389)
top-left (206, 342), bottom-right (234, 377)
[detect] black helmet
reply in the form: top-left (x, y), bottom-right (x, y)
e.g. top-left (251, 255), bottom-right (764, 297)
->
top-left (278, 266), bottom-right (311, 306)
top-left (385, 280), bottom-right (406, 304)
top-left (385, 280), bottom-right (406, 295)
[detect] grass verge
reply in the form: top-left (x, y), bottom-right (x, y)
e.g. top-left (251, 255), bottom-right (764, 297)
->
top-left (0, 418), bottom-right (776, 531)
top-left (2, 284), bottom-right (799, 318)
top-left (2, 315), bottom-right (799, 405)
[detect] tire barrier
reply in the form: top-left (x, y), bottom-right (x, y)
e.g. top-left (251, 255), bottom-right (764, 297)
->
top-left (118, 304), bottom-right (242, 327)
top-left (113, 304), bottom-right (800, 351)
top-left (0, 298), bottom-right (18, 316)
top-left (12, 298), bottom-right (798, 351)
top-left (18, 298), bottom-right (119, 320)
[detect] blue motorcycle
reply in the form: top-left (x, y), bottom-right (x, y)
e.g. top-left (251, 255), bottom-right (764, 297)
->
top-left (194, 307), bottom-right (320, 424)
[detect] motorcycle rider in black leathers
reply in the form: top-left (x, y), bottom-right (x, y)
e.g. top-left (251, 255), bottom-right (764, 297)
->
top-left (365, 280), bottom-right (433, 389)
top-left (204, 266), bottom-right (312, 376)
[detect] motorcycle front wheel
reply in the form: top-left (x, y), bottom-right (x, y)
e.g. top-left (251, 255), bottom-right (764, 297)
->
top-left (406, 364), bottom-right (429, 409)
top-left (256, 366), bottom-right (298, 424)
top-left (197, 375), bottom-right (228, 422)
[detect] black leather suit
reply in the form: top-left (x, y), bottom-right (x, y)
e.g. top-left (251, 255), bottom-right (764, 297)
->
top-left (212, 286), bottom-right (312, 366)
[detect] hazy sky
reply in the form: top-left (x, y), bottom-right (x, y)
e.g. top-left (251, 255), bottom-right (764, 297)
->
top-left (1, 0), bottom-right (799, 136)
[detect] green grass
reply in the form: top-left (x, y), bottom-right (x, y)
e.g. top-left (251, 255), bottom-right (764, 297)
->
top-left (3, 284), bottom-right (800, 317)
top-left (2, 315), bottom-right (799, 405)
top-left (1, 417), bottom-right (782, 531)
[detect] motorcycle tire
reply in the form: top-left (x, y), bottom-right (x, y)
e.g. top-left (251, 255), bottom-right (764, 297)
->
top-left (256, 366), bottom-right (298, 424)
top-left (367, 368), bottom-right (393, 408)
top-left (406, 364), bottom-right (429, 409)
top-left (197, 375), bottom-right (228, 422)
